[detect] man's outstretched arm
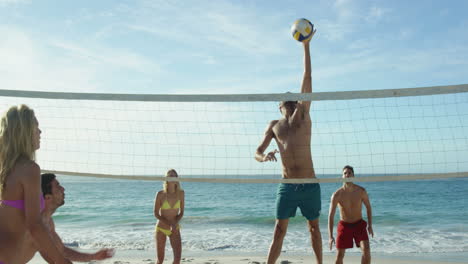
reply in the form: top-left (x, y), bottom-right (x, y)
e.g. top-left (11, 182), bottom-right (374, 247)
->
top-left (301, 40), bottom-right (312, 94)
top-left (255, 121), bottom-right (277, 162)
top-left (63, 247), bottom-right (114, 262)
top-left (49, 219), bottom-right (114, 261)
top-left (298, 30), bottom-right (316, 113)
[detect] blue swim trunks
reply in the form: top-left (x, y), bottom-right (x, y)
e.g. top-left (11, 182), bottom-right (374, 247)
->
top-left (276, 183), bottom-right (321, 220)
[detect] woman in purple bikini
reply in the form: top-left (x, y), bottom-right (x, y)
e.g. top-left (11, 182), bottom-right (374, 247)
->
top-left (0, 105), bottom-right (70, 264)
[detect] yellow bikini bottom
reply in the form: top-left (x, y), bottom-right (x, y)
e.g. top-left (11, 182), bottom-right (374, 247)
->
top-left (155, 224), bottom-right (180, 236)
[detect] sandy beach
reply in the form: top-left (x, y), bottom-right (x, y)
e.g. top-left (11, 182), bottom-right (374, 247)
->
top-left (28, 249), bottom-right (466, 264)
top-left (28, 255), bottom-right (465, 264)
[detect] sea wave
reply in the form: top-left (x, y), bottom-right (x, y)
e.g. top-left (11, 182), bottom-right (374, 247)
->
top-left (57, 223), bottom-right (468, 255)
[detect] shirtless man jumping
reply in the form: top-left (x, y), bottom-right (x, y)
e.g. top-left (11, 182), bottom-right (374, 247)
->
top-left (328, 165), bottom-right (374, 264)
top-left (255, 31), bottom-right (322, 264)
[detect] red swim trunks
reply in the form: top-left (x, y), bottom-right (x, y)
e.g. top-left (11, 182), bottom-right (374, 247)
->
top-left (336, 219), bottom-right (369, 249)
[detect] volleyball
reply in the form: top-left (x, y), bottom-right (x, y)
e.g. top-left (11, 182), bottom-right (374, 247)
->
top-left (291, 18), bottom-right (314, 42)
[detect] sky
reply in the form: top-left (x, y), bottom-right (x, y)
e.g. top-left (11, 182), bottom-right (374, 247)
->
top-left (1, 0), bottom-right (468, 177)
top-left (1, 0), bottom-right (468, 95)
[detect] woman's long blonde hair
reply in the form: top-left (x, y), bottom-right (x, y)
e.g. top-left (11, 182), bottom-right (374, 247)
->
top-left (163, 169), bottom-right (183, 193)
top-left (0, 105), bottom-right (37, 194)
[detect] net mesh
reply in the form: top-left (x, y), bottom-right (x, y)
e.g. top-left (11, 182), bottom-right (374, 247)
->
top-left (1, 84), bottom-right (467, 182)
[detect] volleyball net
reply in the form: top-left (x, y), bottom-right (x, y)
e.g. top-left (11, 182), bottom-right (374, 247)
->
top-left (1, 84), bottom-right (468, 183)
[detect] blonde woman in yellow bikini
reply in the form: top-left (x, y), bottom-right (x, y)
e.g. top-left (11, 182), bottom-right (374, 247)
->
top-left (153, 169), bottom-right (185, 264)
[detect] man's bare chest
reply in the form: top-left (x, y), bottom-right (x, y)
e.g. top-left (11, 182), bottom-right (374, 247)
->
top-left (338, 193), bottom-right (362, 208)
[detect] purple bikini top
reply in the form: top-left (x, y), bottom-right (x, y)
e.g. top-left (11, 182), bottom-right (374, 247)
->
top-left (0, 195), bottom-right (45, 212)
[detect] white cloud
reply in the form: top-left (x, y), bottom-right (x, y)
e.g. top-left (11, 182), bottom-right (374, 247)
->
top-left (0, 26), bottom-right (162, 93)
top-left (0, 26), bottom-right (99, 92)
top-left (172, 72), bottom-right (298, 95)
top-left (322, 1), bottom-right (391, 41)
top-left (191, 53), bottom-right (217, 65)
top-left (319, 0), bottom-right (360, 41)
top-left (439, 8), bottom-right (450, 16)
top-left (49, 40), bottom-right (161, 75)
top-left (366, 6), bottom-right (391, 22)
top-left (0, 0), bottom-right (29, 5)
top-left (125, 0), bottom-right (286, 55)
top-left (390, 45), bottom-right (468, 72)
top-left (399, 28), bottom-right (414, 39)
top-left (318, 20), bottom-right (354, 41)
top-left (314, 42), bottom-right (468, 86)
top-left (333, 0), bottom-right (357, 21)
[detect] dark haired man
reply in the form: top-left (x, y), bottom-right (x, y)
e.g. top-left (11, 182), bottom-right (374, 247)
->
top-left (21, 173), bottom-right (114, 262)
top-left (328, 165), bottom-right (374, 264)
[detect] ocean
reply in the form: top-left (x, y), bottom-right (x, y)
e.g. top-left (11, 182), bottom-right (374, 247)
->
top-left (52, 175), bottom-right (468, 261)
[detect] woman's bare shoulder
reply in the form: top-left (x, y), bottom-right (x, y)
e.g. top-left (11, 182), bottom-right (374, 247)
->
top-left (14, 159), bottom-right (40, 180)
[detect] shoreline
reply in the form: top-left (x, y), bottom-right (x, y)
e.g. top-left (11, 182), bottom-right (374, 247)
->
top-left (29, 249), bottom-right (468, 263)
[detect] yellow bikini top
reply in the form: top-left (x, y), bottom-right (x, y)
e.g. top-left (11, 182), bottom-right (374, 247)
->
top-left (161, 199), bottom-right (180, 210)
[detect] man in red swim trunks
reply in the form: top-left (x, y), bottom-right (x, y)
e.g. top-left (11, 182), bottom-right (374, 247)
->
top-left (328, 165), bottom-right (374, 264)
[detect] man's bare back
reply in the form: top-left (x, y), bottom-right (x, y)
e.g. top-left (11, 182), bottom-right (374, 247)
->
top-left (255, 44), bottom-right (316, 179)
top-left (271, 109), bottom-right (315, 179)
top-left (255, 33), bottom-right (323, 264)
